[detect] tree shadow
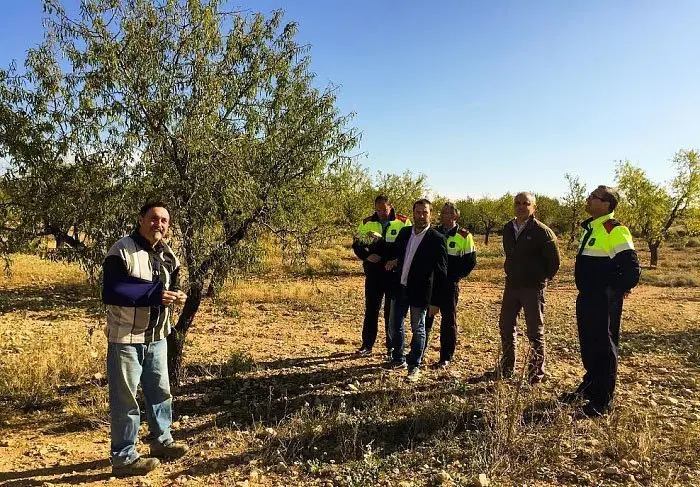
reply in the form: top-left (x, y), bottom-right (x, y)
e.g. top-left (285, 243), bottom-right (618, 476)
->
top-left (175, 362), bottom-right (387, 429)
top-left (0, 282), bottom-right (100, 315)
top-left (173, 391), bottom-right (488, 479)
top-left (622, 328), bottom-right (700, 367)
top-left (0, 459), bottom-right (111, 485)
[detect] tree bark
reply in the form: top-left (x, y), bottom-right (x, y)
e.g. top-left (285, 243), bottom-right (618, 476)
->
top-left (206, 267), bottom-right (227, 298)
top-left (649, 241), bottom-right (659, 268)
top-left (167, 283), bottom-right (203, 385)
top-left (484, 224), bottom-right (492, 245)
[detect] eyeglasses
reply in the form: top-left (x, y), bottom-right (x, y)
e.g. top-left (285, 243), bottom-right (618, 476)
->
top-left (514, 201), bottom-right (532, 206)
top-left (588, 194), bottom-right (609, 203)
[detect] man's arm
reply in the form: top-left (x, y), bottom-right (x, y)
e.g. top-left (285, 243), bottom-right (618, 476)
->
top-left (610, 226), bottom-right (641, 291)
top-left (612, 250), bottom-right (641, 291)
top-left (430, 233), bottom-right (449, 307)
top-left (456, 233), bottom-right (476, 279)
top-left (542, 228), bottom-right (561, 280)
top-left (102, 255), bottom-right (163, 307)
top-left (351, 223), bottom-right (372, 261)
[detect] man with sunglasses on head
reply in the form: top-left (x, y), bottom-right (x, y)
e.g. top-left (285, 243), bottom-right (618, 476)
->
top-left (560, 185), bottom-right (640, 418)
top-left (489, 192), bottom-right (560, 385)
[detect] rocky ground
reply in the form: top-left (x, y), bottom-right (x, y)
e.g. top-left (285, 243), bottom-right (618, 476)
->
top-left (1, 244), bottom-right (700, 486)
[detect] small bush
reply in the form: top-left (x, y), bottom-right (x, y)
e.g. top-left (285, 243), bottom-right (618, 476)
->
top-left (223, 350), bottom-right (258, 375)
top-left (686, 238), bottom-right (700, 248)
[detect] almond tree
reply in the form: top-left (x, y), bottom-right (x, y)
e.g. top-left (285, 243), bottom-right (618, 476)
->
top-left (616, 150), bottom-right (700, 267)
top-left (1, 0), bottom-right (358, 383)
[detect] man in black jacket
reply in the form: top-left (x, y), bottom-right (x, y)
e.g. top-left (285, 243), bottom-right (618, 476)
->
top-left (386, 199), bottom-right (448, 382)
top-left (495, 192), bottom-right (560, 384)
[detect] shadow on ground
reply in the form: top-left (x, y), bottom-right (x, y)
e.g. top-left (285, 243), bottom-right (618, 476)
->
top-left (0, 282), bottom-right (99, 315)
top-left (623, 328), bottom-right (700, 367)
top-left (0, 459), bottom-right (112, 486)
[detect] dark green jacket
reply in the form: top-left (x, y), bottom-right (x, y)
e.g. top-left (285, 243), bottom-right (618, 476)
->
top-left (502, 216), bottom-right (560, 289)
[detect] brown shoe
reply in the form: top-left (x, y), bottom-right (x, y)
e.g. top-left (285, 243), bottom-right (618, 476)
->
top-left (112, 456), bottom-right (160, 477)
top-left (149, 440), bottom-right (190, 460)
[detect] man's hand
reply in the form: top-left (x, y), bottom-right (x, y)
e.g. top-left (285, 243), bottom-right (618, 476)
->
top-left (366, 254), bottom-right (381, 263)
top-left (385, 259), bottom-right (398, 271)
top-left (162, 290), bottom-right (187, 306)
top-left (623, 289), bottom-right (632, 299)
top-left (428, 305), bottom-right (440, 317)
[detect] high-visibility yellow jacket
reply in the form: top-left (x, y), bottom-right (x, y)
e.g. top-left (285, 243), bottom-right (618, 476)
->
top-left (352, 208), bottom-right (411, 273)
top-left (575, 212), bottom-right (641, 292)
top-left (435, 225), bottom-right (476, 281)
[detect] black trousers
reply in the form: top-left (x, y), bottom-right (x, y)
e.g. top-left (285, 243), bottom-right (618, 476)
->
top-left (575, 288), bottom-right (625, 410)
top-left (424, 281), bottom-right (459, 362)
top-left (361, 270), bottom-right (397, 351)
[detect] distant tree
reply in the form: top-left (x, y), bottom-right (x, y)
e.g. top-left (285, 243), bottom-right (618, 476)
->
top-left (562, 174), bottom-right (587, 249)
top-left (374, 170), bottom-right (428, 217)
top-left (615, 150), bottom-right (700, 267)
top-left (454, 198), bottom-right (480, 233)
top-left (474, 194), bottom-right (512, 245)
top-left (532, 194), bottom-right (565, 234)
top-left (0, 0), bottom-right (358, 384)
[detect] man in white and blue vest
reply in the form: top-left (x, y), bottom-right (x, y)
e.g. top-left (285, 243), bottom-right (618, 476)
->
top-left (102, 202), bottom-right (189, 476)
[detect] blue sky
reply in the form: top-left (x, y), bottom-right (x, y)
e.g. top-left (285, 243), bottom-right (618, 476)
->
top-left (1, 1), bottom-right (698, 200)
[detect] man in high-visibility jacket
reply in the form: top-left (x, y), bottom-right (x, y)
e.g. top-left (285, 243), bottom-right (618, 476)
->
top-left (423, 202), bottom-right (476, 369)
top-left (352, 195), bottom-right (411, 356)
top-left (560, 185), bottom-right (641, 417)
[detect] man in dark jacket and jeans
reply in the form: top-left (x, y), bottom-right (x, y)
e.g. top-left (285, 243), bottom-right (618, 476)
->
top-left (495, 192), bottom-right (560, 384)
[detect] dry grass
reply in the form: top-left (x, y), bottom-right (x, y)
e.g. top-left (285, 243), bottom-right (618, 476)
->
top-left (1, 236), bottom-right (699, 486)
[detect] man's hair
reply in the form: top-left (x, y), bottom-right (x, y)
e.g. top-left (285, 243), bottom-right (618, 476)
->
top-left (374, 194), bottom-right (390, 205)
top-left (139, 201), bottom-right (170, 217)
top-left (413, 198), bottom-right (431, 210)
top-left (597, 185), bottom-right (620, 212)
top-left (514, 192), bottom-right (536, 206)
top-left (442, 201), bottom-right (460, 217)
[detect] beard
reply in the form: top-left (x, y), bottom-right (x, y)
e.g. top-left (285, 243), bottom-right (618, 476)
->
top-left (414, 221), bottom-right (428, 230)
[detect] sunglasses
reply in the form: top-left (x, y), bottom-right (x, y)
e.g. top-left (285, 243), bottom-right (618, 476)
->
top-left (589, 194), bottom-right (610, 203)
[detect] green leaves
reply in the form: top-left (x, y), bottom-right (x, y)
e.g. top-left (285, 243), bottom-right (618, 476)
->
top-left (615, 150), bottom-right (700, 265)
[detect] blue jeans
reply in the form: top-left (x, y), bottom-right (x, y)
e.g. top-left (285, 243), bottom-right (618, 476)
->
top-left (390, 286), bottom-right (428, 368)
top-left (107, 338), bottom-right (173, 466)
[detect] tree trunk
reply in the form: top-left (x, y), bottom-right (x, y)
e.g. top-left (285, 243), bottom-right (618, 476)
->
top-left (567, 212), bottom-right (579, 250)
top-left (167, 283), bottom-right (203, 385)
top-left (206, 267), bottom-right (226, 298)
top-left (649, 241), bottom-right (660, 268)
top-left (484, 225), bottom-right (492, 245)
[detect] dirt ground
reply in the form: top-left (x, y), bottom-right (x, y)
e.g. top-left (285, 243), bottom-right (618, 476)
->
top-left (1, 243), bottom-right (700, 486)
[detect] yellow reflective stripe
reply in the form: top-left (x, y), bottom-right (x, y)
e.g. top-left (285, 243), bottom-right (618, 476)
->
top-left (611, 241), bottom-right (635, 255)
top-left (580, 248), bottom-right (609, 257)
top-left (464, 234), bottom-right (475, 253)
top-left (609, 226), bottom-right (635, 250)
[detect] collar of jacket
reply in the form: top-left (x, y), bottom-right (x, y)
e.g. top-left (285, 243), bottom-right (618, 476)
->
top-left (438, 224), bottom-right (459, 237)
top-left (581, 212), bottom-right (614, 230)
top-left (370, 207), bottom-right (397, 222)
top-left (131, 230), bottom-right (164, 253)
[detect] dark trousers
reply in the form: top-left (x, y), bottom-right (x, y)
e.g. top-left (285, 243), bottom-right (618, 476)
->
top-left (498, 285), bottom-right (546, 381)
top-left (361, 270), bottom-right (395, 351)
top-left (576, 288), bottom-right (624, 410)
top-left (424, 281), bottom-right (459, 362)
